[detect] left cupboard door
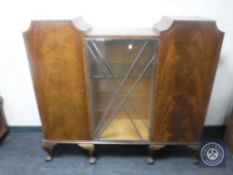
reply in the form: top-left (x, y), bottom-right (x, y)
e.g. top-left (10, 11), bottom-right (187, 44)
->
top-left (24, 21), bottom-right (91, 140)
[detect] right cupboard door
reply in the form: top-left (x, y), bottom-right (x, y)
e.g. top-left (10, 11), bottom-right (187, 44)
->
top-left (153, 20), bottom-right (224, 143)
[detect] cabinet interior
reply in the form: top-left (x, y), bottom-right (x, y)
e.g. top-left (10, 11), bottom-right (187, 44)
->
top-left (86, 38), bottom-right (159, 141)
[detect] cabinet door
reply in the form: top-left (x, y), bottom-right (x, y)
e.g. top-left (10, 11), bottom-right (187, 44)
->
top-left (153, 20), bottom-right (224, 143)
top-left (86, 38), bottom-right (158, 141)
top-left (24, 21), bottom-right (91, 140)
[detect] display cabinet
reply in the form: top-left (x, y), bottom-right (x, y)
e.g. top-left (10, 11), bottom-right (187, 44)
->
top-left (23, 17), bottom-right (224, 164)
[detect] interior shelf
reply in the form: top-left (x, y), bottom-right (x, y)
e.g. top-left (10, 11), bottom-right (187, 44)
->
top-left (98, 117), bottom-right (150, 141)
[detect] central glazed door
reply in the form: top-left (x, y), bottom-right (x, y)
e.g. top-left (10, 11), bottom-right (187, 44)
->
top-left (86, 38), bottom-right (159, 141)
top-left (24, 21), bottom-right (91, 140)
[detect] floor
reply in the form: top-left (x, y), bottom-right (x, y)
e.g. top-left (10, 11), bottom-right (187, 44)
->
top-left (0, 131), bottom-right (233, 175)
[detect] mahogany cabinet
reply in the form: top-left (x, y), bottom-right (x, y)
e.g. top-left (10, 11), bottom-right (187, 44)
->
top-left (23, 17), bottom-right (224, 164)
top-left (0, 97), bottom-right (7, 141)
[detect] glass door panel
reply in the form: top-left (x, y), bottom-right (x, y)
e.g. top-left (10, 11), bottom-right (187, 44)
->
top-left (86, 38), bottom-right (159, 141)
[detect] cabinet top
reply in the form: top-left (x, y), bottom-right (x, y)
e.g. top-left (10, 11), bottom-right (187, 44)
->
top-left (86, 27), bottom-right (160, 38)
top-left (71, 17), bottom-right (159, 38)
top-left (71, 16), bottom-right (217, 38)
top-left (24, 16), bottom-right (220, 38)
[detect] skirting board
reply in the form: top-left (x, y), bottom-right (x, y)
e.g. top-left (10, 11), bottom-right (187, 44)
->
top-left (9, 126), bottom-right (226, 140)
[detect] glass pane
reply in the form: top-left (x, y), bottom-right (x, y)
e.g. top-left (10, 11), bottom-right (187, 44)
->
top-left (86, 38), bottom-right (159, 141)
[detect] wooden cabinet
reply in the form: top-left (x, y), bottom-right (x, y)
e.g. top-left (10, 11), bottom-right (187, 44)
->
top-left (23, 17), bottom-right (224, 164)
top-left (0, 97), bottom-right (7, 140)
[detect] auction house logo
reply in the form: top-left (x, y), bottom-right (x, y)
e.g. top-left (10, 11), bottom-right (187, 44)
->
top-left (200, 141), bottom-right (225, 167)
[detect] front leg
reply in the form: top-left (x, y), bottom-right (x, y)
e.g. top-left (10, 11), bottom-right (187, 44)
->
top-left (42, 142), bottom-right (57, 162)
top-left (147, 145), bottom-right (165, 164)
top-left (187, 144), bottom-right (199, 164)
top-left (78, 144), bottom-right (96, 164)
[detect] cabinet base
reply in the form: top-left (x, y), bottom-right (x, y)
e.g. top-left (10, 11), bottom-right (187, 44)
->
top-left (42, 141), bottom-right (96, 164)
top-left (42, 140), bottom-right (199, 164)
top-left (146, 144), bottom-right (199, 165)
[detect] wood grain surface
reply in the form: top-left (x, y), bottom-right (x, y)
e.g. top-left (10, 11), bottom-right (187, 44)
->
top-left (24, 21), bottom-right (91, 140)
top-left (153, 19), bottom-right (224, 143)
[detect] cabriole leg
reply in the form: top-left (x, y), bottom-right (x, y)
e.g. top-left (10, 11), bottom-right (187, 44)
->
top-left (187, 145), bottom-right (199, 164)
top-left (42, 142), bottom-right (57, 162)
top-left (147, 145), bottom-right (165, 164)
top-left (78, 144), bottom-right (96, 164)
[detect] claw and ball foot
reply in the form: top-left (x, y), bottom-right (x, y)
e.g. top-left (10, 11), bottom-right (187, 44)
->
top-left (192, 153), bottom-right (199, 164)
top-left (45, 155), bottom-right (52, 162)
top-left (78, 144), bottom-right (96, 164)
top-left (88, 157), bottom-right (96, 164)
top-left (147, 145), bottom-right (165, 165)
top-left (42, 142), bottom-right (57, 162)
top-left (147, 157), bottom-right (155, 164)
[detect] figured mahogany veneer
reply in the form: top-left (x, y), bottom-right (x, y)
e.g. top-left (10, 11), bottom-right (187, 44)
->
top-left (24, 21), bottom-right (91, 140)
top-left (153, 18), bottom-right (224, 143)
top-left (23, 17), bottom-right (224, 164)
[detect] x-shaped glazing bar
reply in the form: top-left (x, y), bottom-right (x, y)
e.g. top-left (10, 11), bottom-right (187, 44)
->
top-left (87, 45), bottom-right (143, 140)
top-left (96, 54), bottom-right (156, 137)
top-left (92, 41), bottom-right (149, 137)
top-left (91, 41), bottom-right (149, 130)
